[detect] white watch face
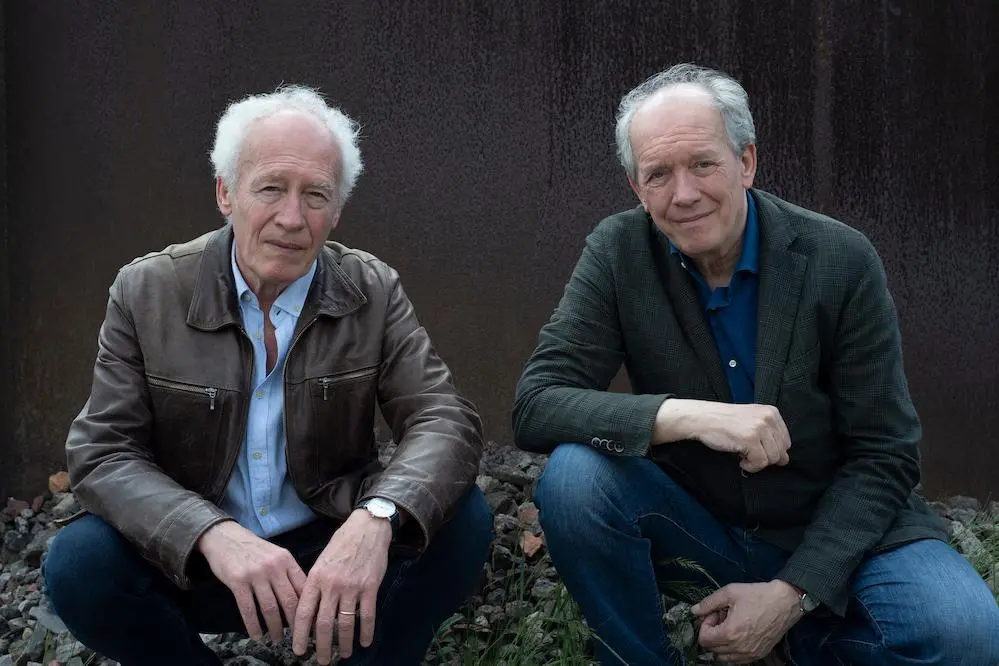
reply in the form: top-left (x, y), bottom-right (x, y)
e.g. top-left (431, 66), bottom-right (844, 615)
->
top-left (365, 497), bottom-right (396, 519)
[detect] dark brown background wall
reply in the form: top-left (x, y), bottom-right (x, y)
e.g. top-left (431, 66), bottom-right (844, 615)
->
top-left (3, 2), bottom-right (997, 502)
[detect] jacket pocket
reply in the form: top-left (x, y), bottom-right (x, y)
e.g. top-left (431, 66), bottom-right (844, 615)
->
top-left (310, 365), bottom-right (380, 480)
top-left (147, 375), bottom-right (228, 495)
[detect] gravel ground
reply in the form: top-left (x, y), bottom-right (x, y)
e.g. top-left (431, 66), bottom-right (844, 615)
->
top-left (1, 440), bottom-right (995, 665)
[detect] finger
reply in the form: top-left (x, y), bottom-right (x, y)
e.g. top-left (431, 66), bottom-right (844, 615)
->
top-left (232, 584), bottom-right (264, 641)
top-left (288, 562), bottom-right (308, 596)
top-left (314, 592), bottom-right (337, 665)
top-left (773, 408), bottom-right (792, 452)
top-left (292, 583), bottom-right (320, 655)
top-left (698, 618), bottom-right (728, 649)
top-left (273, 573), bottom-right (301, 636)
top-left (699, 610), bottom-right (724, 628)
top-left (337, 598), bottom-right (358, 658)
top-left (760, 430), bottom-right (782, 466)
top-left (358, 588), bottom-right (378, 648)
top-left (253, 581), bottom-right (284, 642)
top-left (739, 443), bottom-right (767, 473)
top-left (692, 586), bottom-right (731, 616)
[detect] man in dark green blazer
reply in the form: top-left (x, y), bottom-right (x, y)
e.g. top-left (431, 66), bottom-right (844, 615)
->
top-left (513, 63), bottom-right (998, 665)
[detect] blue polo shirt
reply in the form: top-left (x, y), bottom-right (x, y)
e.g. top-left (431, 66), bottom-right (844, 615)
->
top-left (670, 191), bottom-right (759, 403)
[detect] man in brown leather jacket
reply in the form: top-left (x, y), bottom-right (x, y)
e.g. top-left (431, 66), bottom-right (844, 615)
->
top-left (42, 85), bottom-right (492, 666)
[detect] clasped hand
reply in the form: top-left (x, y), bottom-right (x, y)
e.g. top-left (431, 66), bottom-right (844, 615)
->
top-left (198, 509), bottom-right (392, 665)
top-left (692, 581), bottom-right (802, 663)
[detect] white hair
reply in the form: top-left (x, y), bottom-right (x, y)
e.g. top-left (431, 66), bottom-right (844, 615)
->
top-left (209, 84), bottom-right (364, 203)
top-left (615, 63), bottom-right (756, 179)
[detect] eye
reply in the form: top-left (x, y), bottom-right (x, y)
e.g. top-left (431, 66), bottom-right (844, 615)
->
top-left (646, 170), bottom-right (666, 185)
top-left (692, 161), bottom-right (718, 174)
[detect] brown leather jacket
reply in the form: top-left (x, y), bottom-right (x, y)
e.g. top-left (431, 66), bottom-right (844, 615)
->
top-left (66, 225), bottom-right (484, 589)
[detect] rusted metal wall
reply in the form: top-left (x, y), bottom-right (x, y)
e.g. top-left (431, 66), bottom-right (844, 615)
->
top-left (3, 1), bottom-right (997, 501)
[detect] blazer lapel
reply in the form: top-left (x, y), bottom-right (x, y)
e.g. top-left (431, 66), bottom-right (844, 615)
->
top-left (656, 228), bottom-right (732, 402)
top-left (753, 193), bottom-right (808, 405)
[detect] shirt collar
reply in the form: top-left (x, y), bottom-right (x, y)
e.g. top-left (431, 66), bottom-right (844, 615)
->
top-left (230, 241), bottom-right (317, 315)
top-left (668, 190), bottom-right (759, 276)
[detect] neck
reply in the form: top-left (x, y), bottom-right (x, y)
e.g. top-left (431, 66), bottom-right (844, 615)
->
top-left (692, 235), bottom-right (743, 288)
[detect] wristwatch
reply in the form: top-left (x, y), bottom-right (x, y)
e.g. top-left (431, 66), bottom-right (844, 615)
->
top-left (796, 588), bottom-right (820, 614)
top-left (358, 497), bottom-right (400, 535)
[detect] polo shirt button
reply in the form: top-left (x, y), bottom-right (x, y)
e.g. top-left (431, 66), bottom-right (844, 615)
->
top-left (255, 389), bottom-right (264, 399)
top-left (728, 359), bottom-right (738, 368)
top-left (252, 451), bottom-right (262, 460)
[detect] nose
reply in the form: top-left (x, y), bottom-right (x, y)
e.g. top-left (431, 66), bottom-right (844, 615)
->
top-left (274, 192), bottom-right (307, 230)
top-left (672, 169), bottom-right (701, 207)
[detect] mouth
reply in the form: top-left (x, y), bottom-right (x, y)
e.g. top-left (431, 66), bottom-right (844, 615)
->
top-left (673, 212), bottom-right (712, 224)
top-left (266, 240), bottom-right (304, 252)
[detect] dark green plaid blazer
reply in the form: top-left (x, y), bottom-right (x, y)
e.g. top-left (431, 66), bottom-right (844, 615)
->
top-left (512, 188), bottom-right (948, 615)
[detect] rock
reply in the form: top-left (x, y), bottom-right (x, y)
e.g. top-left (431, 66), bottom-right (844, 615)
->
top-left (4, 530), bottom-right (31, 554)
top-left (517, 501), bottom-right (539, 527)
top-left (4, 499), bottom-right (30, 518)
top-left (947, 495), bottom-right (981, 513)
top-left (948, 508), bottom-right (979, 526)
top-left (49, 496), bottom-right (80, 520)
top-left (22, 528), bottom-right (60, 568)
top-left (0, 657), bottom-right (10, 666)
top-left (29, 496), bottom-right (44, 513)
top-left (475, 474), bottom-right (500, 495)
top-left (491, 544), bottom-right (514, 572)
top-left (29, 607), bottom-right (68, 635)
top-left (531, 578), bottom-right (557, 599)
top-left (520, 531), bottom-right (545, 558)
top-left (483, 463), bottom-right (533, 488)
top-left (15, 625), bottom-right (48, 665)
top-left (505, 600), bottom-right (532, 620)
top-left (47, 473), bottom-right (71, 495)
top-left (484, 491), bottom-right (515, 515)
top-left (951, 521), bottom-right (989, 561)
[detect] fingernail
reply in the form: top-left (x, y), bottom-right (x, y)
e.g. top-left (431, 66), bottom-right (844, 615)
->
top-left (691, 604), bottom-right (701, 613)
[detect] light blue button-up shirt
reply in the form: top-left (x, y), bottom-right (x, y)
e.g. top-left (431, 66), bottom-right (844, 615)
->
top-left (219, 245), bottom-right (318, 537)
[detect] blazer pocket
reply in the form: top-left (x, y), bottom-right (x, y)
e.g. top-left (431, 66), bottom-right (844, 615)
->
top-left (782, 341), bottom-right (821, 386)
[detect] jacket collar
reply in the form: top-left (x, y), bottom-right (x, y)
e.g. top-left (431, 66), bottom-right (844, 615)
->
top-left (187, 224), bottom-right (367, 331)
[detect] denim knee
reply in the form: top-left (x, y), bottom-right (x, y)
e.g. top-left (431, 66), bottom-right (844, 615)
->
top-left (534, 443), bottom-right (623, 530)
top-left (909, 595), bottom-right (999, 664)
top-left (44, 515), bottom-right (145, 625)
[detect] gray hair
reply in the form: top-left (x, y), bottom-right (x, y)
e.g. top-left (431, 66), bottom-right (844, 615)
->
top-left (209, 84), bottom-right (364, 203)
top-left (615, 63), bottom-right (756, 179)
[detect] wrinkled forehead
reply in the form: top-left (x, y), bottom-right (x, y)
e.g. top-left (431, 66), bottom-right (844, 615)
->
top-left (630, 85), bottom-right (727, 145)
top-left (239, 111), bottom-right (341, 178)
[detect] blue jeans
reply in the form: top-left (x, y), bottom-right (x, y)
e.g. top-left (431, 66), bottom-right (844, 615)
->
top-left (42, 487), bottom-right (493, 666)
top-left (534, 443), bottom-right (999, 666)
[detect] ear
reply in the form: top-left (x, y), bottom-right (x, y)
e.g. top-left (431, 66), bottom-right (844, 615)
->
top-left (627, 175), bottom-right (647, 211)
top-left (216, 176), bottom-right (233, 217)
top-left (739, 144), bottom-right (757, 190)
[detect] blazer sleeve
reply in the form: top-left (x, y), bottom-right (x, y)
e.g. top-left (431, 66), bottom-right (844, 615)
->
top-left (777, 237), bottom-right (922, 616)
top-left (512, 224), bottom-right (671, 456)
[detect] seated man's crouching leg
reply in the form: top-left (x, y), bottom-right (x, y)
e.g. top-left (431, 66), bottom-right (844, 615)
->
top-left (44, 514), bottom-right (228, 666)
top-left (534, 442), bottom-right (758, 665)
top-left (43, 487), bottom-right (493, 666)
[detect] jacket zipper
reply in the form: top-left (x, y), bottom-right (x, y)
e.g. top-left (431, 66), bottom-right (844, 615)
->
top-left (316, 366), bottom-right (378, 400)
top-left (147, 377), bottom-right (219, 411)
top-left (211, 328), bottom-right (254, 503)
top-left (283, 317), bottom-right (321, 493)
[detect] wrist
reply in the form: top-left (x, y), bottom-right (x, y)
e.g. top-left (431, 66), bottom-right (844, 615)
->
top-left (652, 397), bottom-right (700, 444)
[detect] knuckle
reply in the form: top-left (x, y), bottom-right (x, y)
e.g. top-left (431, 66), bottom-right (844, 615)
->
top-left (315, 618), bottom-right (334, 632)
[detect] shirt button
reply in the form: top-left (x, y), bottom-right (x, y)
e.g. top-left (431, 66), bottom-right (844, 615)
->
top-left (255, 389), bottom-right (264, 399)
top-left (252, 451), bottom-right (262, 460)
top-left (293, 306), bottom-right (301, 313)
top-left (728, 359), bottom-right (738, 368)
top-left (259, 506), bottom-right (269, 516)
top-left (254, 332), bottom-right (262, 341)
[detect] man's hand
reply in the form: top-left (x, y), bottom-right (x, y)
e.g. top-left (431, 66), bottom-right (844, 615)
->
top-left (692, 581), bottom-right (802, 663)
top-left (653, 399), bottom-right (791, 473)
top-left (292, 509), bottom-right (392, 665)
top-left (197, 520), bottom-right (307, 642)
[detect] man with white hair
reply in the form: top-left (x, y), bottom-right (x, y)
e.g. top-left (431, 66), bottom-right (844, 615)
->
top-left (513, 63), bottom-right (999, 664)
top-left (43, 85), bottom-right (492, 666)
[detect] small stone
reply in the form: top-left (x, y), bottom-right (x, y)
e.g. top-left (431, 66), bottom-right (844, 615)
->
top-left (475, 474), bottom-right (499, 495)
top-left (485, 464), bottom-right (533, 488)
top-left (948, 508), bottom-right (979, 525)
top-left (505, 600), bottom-right (532, 619)
top-left (531, 578), bottom-right (557, 599)
top-left (491, 544), bottom-right (515, 572)
top-left (18, 625), bottom-right (48, 663)
top-left (520, 531), bottom-right (544, 558)
top-left (517, 502), bottom-right (539, 527)
top-left (485, 587), bottom-right (506, 606)
top-left (4, 531), bottom-right (30, 555)
top-left (47, 473), bottom-right (71, 496)
top-left (4, 499), bottom-right (29, 518)
top-left (0, 653), bottom-right (11, 666)
top-left (948, 495), bottom-right (981, 513)
top-left (484, 492), bottom-right (515, 515)
top-left (22, 528), bottom-right (60, 568)
top-left (50, 496), bottom-right (79, 520)
top-left (19, 509), bottom-right (34, 521)
top-left (29, 607), bottom-right (68, 635)
top-left (30, 497), bottom-right (44, 514)
top-left (951, 521), bottom-right (988, 561)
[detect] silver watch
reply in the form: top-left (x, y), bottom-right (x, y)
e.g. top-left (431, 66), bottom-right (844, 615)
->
top-left (798, 589), bottom-right (820, 614)
top-left (359, 497), bottom-right (399, 533)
